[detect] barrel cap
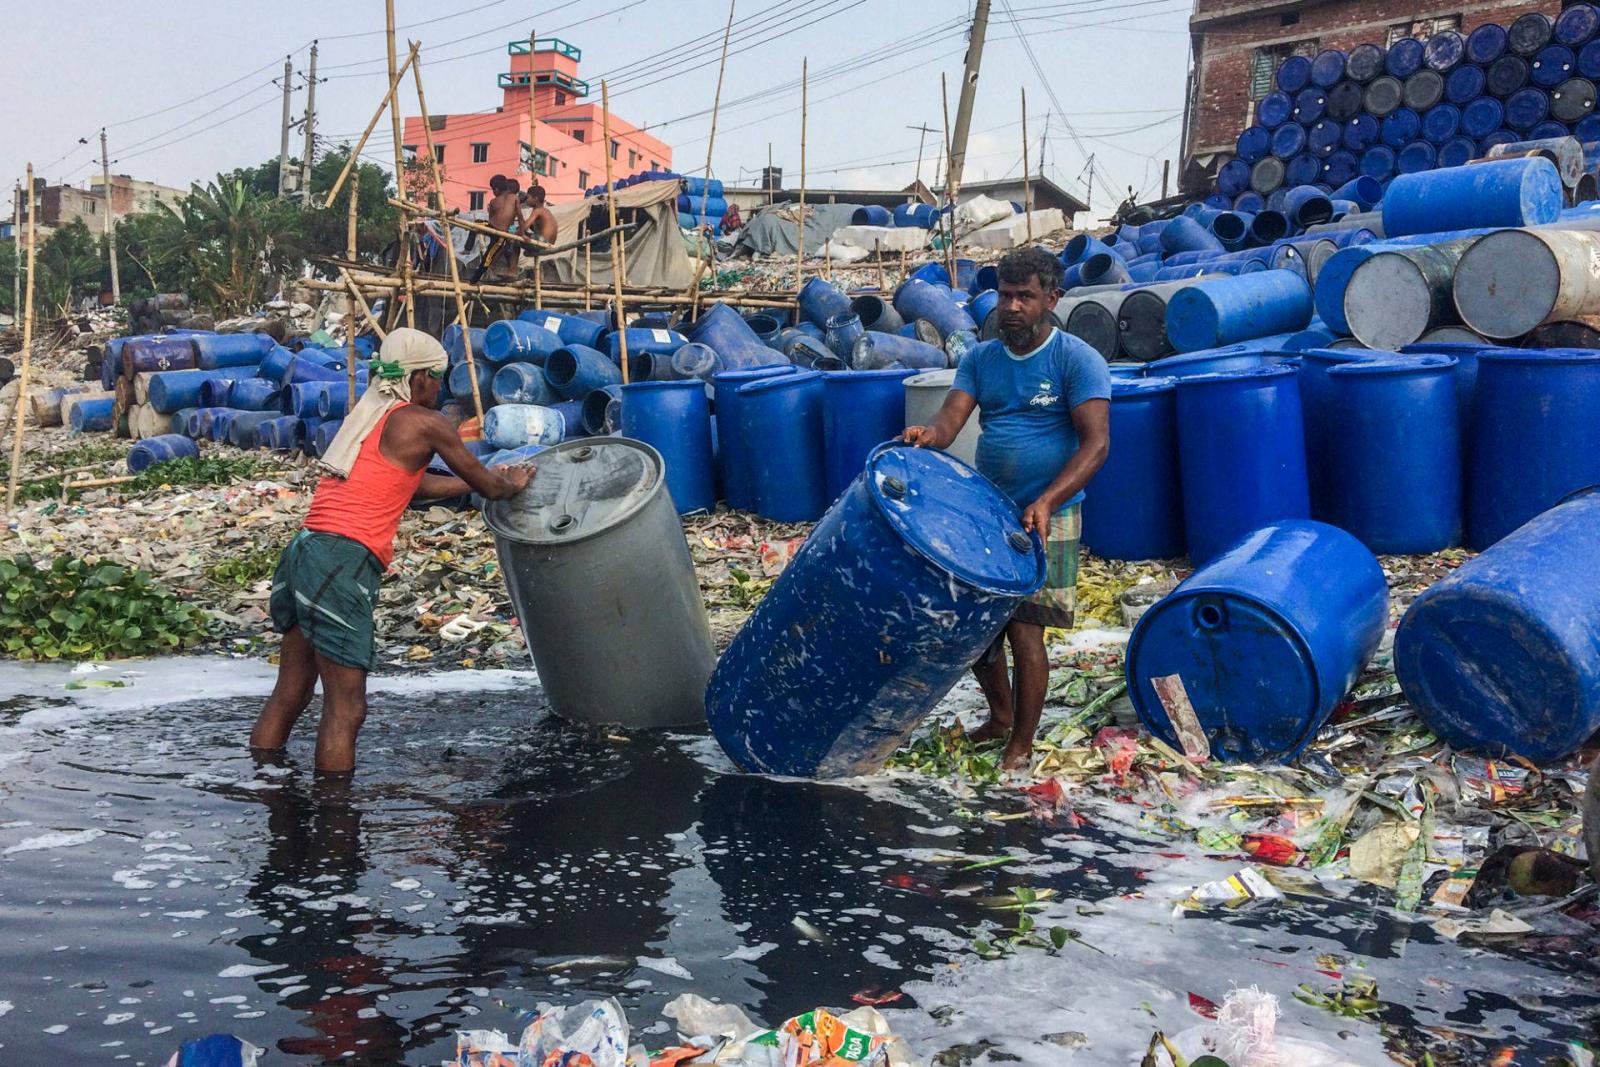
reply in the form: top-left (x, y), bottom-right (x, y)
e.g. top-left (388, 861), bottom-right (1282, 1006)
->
top-left (483, 437), bottom-right (663, 545)
top-left (864, 445), bottom-right (1044, 596)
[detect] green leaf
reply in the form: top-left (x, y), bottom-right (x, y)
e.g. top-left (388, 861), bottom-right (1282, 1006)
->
top-left (1050, 927), bottom-right (1070, 950)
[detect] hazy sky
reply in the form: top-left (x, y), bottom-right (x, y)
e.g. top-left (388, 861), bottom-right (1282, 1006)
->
top-left (3, 0), bottom-right (1192, 225)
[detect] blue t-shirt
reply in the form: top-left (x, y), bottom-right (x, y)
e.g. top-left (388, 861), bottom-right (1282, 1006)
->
top-left (951, 329), bottom-right (1111, 509)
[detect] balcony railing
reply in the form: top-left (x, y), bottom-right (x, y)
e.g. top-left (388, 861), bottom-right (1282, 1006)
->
top-left (506, 37), bottom-right (581, 61)
top-left (498, 69), bottom-right (590, 97)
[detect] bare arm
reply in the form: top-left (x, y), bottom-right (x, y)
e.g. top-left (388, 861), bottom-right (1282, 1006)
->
top-left (421, 417), bottom-right (532, 500)
top-left (1020, 398), bottom-right (1110, 533)
top-left (415, 473), bottom-right (472, 501)
top-left (902, 389), bottom-right (977, 449)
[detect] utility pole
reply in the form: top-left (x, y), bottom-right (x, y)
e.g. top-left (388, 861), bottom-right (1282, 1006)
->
top-left (1081, 154), bottom-right (1096, 210)
top-left (1161, 159), bottom-right (1171, 199)
top-left (300, 42), bottom-right (319, 200)
top-left (99, 129), bottom-right (121, 303)
top-left (277, 55), bottom-right (294, 199)
top-left (11, 184), bottom-right (20, 317)
top-left (906, 123), bottom-right (936, 187)
top-left (1039, 111), bottom-right (1049, 178)
top-left (946, 0), bottom-right (990, 196)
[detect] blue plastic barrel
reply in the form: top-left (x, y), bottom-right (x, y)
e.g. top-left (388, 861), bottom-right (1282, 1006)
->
top-left (484, 320), bottom-right (562, 365)
top-left (619, 380), bottom-right (715, 514)
top-left (1294, 87), bottom-right (1327, 123)
top-left (1311, 49), bottom-right (1346, 87)
top-left (582, 384), bottom-right (623, 435)
top-left (1236, 125), bottom-right (1270, 162)
top-left (483, 403), bottom-right (566, 450)
top-left (1381, 106), bottom-right (1422, 147)
top-left (1436, 136), bottom-right (1477, 169)
top-left (676, 194), bottom-right (728, 215)
top-left (230, 378), bottom-right (281, 412)
top-left (605, 328), bottom-right (688, 365)
top-left (1165, 271), bottom-right (1312, 353)
top-left (798, 278), bottom-right (853, 328)
top-left (1396, 488), bottom-right (1600, 762)
top-left (516, 308), bottom-right (606, 350)
top-left (1468, 23), bottom-right (1509, 65)
top-left (1388, 37), bottom-right (1425, 78)
top-left (1383, 156), bottom-right (1561, 236)
top-left (1174, 365), bottom-right (1311, 565)
top-left (824, 313), bottom-right (865, 360)
top-left (257, 416), bottom-right (305, 451)
top-left (1269, 122), bottom-right (1307, 159)
top-left (1284, 152), bottom-right (1323, 187)
top-left (1422, 102), bottom-right (1461, 142)
top-left (714, 364), bottom-right (798, 508)
top-left (126, 434), bottom-right (200, 474)
top-left (1531, 44), bottom-right (1576, 87)
top-left (281, 355), bottom-right (350, 387)
top-left (1360, 145), bottom-right (1397, 180)
top-left (1466, 348), bottom-right (1600, 549)
top-left (892, 279), bottom-right (976, 340)
top-left (855, 293), bottom-right (904, 335)
top-left (892, 203), bottom-right (936, 228)
top-left (312, 419), bottom-right (343, 458)
top-left (1445, 63), bottom-right (1486, 104)
top-left (147, 369), bottom-right (248, 414)
top-left (206, 410), bottom-right (237, 442)
top-left (821, 369), bottom-right (915, 501)
top-left (1425, 29), bottom-right (1466, 72)
top-left (1082, 377), bottom-right (1184, 560)
top-left (1148, 350), bottom-right (1265, 378)
top-left (1278, 54), bottom-right (1313, 92)
top-left (1324, 356), bottom-right (1461, 553)
top-left (544, 344), bottom-right (621, 401)
top-left (851, 330), bottom-right (947, 371)
top-left (257, 345), bottom-right (295, 384)
top-left (492, 361), bottom-right (558, 406)
top-left (1397, 140), bottom-right (1437, 173)
top-left (851, 205), bottom-right (892, 227)
top-left (1126, 520), bottom-right (1387, 762)
top-left (1322, 150), bottom-right (1359, 187)
top-left (550, 399), bottom-right (587, 440)
top-left (684, 303), bottom-right (779, 369)
top-left (123, 335), bottom-right (197, 375)
top-left (1506, 86), bottom-right (1552, 129)
top-left (1344, 112), bottom-right (1379, 151)
top-left (448, 360), bottom-right (494, 406)
top-left (706, 443), bottom-right (1043, 777)
top-left (1296, 348), bottom-right (1381, 518)
top-left (191, 333), bottom-right (273, 371)
top-left (1348, 43), bottom-right (1387, 82)
top-left (737, 371), bottom-right (829, 522)
top-left (227, 411), bottom-right (279, 449)
top-left (1558, 3), bottom-right (1600, 47)
top-left (1307, 118), bottom-right (1343, 156)
top-left (288, 382), bottom-right (331, 419)
top-left (197, 378), bottom-right (233, 408)
top-left (1460, 95), bottom-right (1505, 137)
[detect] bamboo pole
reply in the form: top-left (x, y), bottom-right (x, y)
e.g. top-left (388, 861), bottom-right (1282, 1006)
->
top-left (6, 164), bottom-right (38, 511)
top-left (1021, 87), bottom-right (1034, 243)
top-left (526, 30), bottom-right (539, 179)
top-left (683, 0), bottom-right (738, 314)
top-left (875, 240), bottom-right (886, 292)
top-left (382, 199), bottom-right (592, 253)
top-left (412, 45), bottom-right (484, 420)
top-left (940, 73), bottom-right (958, 289)
top-left (323, 44), bottom-right (419, 205)
top-left (600, 81), bottom-right (630, 384)
top-left (386, 0), bottom-right (414, 328)
top-left (794, 57), bottom-right (808, 325)
top-left (346, 172), bottom-right (360, 404)
top-left (584, 242), bottom-right (593, 309)
top-left (339, 269), bottom-right (389, 339)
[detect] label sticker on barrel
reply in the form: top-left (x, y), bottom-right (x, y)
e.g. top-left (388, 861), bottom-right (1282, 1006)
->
top-left (543, 316), bottom-right (562, 334)
top-left (1152, 674), bottom-right (1211, 762)
top-left (651, 329), bottom-right (672, 343)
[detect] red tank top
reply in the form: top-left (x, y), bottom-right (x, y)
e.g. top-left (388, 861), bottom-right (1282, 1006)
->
top-left (304, 405), bottom-right (425, 568)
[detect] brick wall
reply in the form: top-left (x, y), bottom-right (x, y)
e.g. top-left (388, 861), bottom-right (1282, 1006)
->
top-left (1183, 0), bottom-right (1565, 174)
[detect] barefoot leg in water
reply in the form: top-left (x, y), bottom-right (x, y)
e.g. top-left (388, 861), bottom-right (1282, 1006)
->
top-left (1001, 620), bottom-right (1048, 770)
top-left (969, 631), bottom-right (1015, 743)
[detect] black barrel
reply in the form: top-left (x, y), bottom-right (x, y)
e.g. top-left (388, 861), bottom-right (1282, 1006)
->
top-left (1325, 80), bottom-right (1364, 121)
top-left (1524, 320), bottom-right (1600, 347)
top-left (1552, 77), bottom-right (1599, 122)
top-left (1403, 69), bottom-right (1445, 111)
top-left (1488, 54), bottom-right (1531, 97)
top-left (1347, 43), bottom-right (1387, 83)
top-left (1509, 12), bottom-right (1555, 57)
top-left (1250, 156), bottom-right (1286, 194)
top-left (1118, 289), bottom-right (1176, 363)
top-left (1364, 75), bottom-right (1404, 117)
top-left (1065, 297), bottom-right (1121, 360)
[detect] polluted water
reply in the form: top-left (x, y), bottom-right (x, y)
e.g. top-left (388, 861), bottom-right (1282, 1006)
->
top-left (0, 657), bottom-right (1593, 1066)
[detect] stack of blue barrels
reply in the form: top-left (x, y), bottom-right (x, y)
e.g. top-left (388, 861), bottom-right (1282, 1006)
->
top-left (1220, 7), bottom-right (1600, 207)
top-left (677, 176), bottom-right (728, 232)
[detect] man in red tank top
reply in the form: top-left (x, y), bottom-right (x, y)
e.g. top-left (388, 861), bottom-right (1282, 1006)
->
top-left (249, 329), bottom-right (533, 774)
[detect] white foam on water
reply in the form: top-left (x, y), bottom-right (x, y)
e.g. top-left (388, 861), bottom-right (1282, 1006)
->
top-left (43, 1024), bottom-right (68, 1035)
top-left (218, 964), bottom-right (284, 979)
top-left (2, 828), bottom-right (106, 856)
top-left (720, 942), bottom-right (778, 962)
top-left (636, 956), bottom-right (693, 980)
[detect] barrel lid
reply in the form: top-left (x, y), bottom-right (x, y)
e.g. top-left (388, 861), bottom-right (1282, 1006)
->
top-left (1328, 354), bottom-right (1457, 376)
top-left (482, 437), bottom-right (662, 546)
top-left (736, 369), bottom-right (822, 396)
top-left (903, 368), bottom-right (957, 388)
top-left (1112, 375), bottom-right (1176, 397)
top-left (1174, 364), bottom-right (1297, 388)
top-left (1476, 347), bottom-right (1600, 365)
top-left (821, 367), bottom-right (918, 384)
top-left (711, 363), bottom-right (797, 387)
top-left (620, 378), bottom-right (700, 394)
top-left (864, 445), bottom-right (1044, 596)
top-left (1298, 347), bottom-right (1379, 366)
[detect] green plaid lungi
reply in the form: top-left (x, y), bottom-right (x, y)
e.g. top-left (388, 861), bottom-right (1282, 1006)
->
top-left (1013, 503), bottom-right (1080, 629)
top-left (268, 530), bottom-right (383, 671)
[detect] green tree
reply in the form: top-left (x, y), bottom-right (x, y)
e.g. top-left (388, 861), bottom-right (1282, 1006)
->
top-left (33, 220), bottom-right (105, 315)
top-left (0, 240), bottom-right (16, 318)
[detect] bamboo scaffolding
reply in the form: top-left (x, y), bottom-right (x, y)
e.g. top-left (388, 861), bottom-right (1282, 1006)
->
top-left (940, 73), bottom-right (958, 290)
top-left (684, 0), bottom-right (738, 314)
top-left (600, 80), bottom-right (630, 384)
top-left (6, 164), bottom-right (38, 512)
top-left (323, 44), bottom-right (419, 206)
top-left (411, 43), bottom-right (484, 420)
top-left (346, 173), bottom-right (360, 403)
top-left (385, 1), bottom-right (414, 327)
top-left (339, 270), bottom-right (389, 341)
top-left (309, 272), bottom-right (799, 308)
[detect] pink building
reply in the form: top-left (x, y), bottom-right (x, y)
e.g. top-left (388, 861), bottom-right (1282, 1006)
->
top-left (401, 37), bottom-right (673, 212)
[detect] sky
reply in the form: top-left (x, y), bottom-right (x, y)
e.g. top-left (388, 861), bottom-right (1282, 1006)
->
top-left (2, 0), bottom-right (1193, 226)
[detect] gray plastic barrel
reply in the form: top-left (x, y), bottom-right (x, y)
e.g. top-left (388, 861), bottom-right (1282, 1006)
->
top-left (903, 369), bottom-right (980, 465)
top-left (1343, 237), bottom-right (1479, 350)
top-left (1452, 228), bottom-right (1600, 340)
top-left (483, 438), bottom-right (715, 728)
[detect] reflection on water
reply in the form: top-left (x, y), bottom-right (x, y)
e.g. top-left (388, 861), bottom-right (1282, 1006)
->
top-left (0, 671), bottom-right (1594, 1066)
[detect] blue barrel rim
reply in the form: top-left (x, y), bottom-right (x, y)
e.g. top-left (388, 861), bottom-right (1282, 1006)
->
top-left (1326, 354), bottom-right (1458, 377)
top-left (1476, 346), bottom-right (1600, 365)
top-left (620, 378), bottom-right (703, 394)
top-left (734, 368), bottom-right (824, 396)
top-left (861, 443), bottom-right (1045, 596)
top-left (1173, 363), bottom-right (1298, 389)
top-left (820, 367), bottom-right (920, 383)
top-left (1110, 375), bottom-right (1177, 396)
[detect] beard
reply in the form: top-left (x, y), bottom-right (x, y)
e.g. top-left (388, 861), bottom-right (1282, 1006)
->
top-left (998, 316), bottom-right (1039, 350)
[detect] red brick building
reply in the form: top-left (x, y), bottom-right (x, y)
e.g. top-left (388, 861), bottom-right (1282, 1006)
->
top-left (1179, 0), bottom-right (1567, 192)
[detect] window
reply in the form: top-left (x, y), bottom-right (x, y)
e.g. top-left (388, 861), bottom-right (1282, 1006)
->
top-left (572, 127), bottom-right (585, 142)
top-left (1250, 38), bottom-right (1318, 100)
top-left (609, 139), bottom-right (619, 160)
top-left (578, 169), bottom-right (590, 188)
top-left (650, 160), bottom-right (660, 171)
top-left (469, 190), bottom-right (486, 210)
top-left (471, 142), bottom-right (490, 163)
top-left (434, 144), bottom-right (446, 163)
top-left (555, 91), bottom-right (567, 106)
top-left (402, 144), bottom-right (418, 161)
top-left (1389, 15), bottom-right (1460, 45)
top-left (628, 149), bottom-right (639, 168)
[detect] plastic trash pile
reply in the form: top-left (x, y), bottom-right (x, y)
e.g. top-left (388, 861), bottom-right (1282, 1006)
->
top-left (449, 995), bottom-right (912, 1067)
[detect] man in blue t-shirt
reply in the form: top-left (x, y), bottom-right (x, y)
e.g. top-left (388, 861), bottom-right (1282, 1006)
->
top-left (904, 246), bottom-right (1111, 770)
